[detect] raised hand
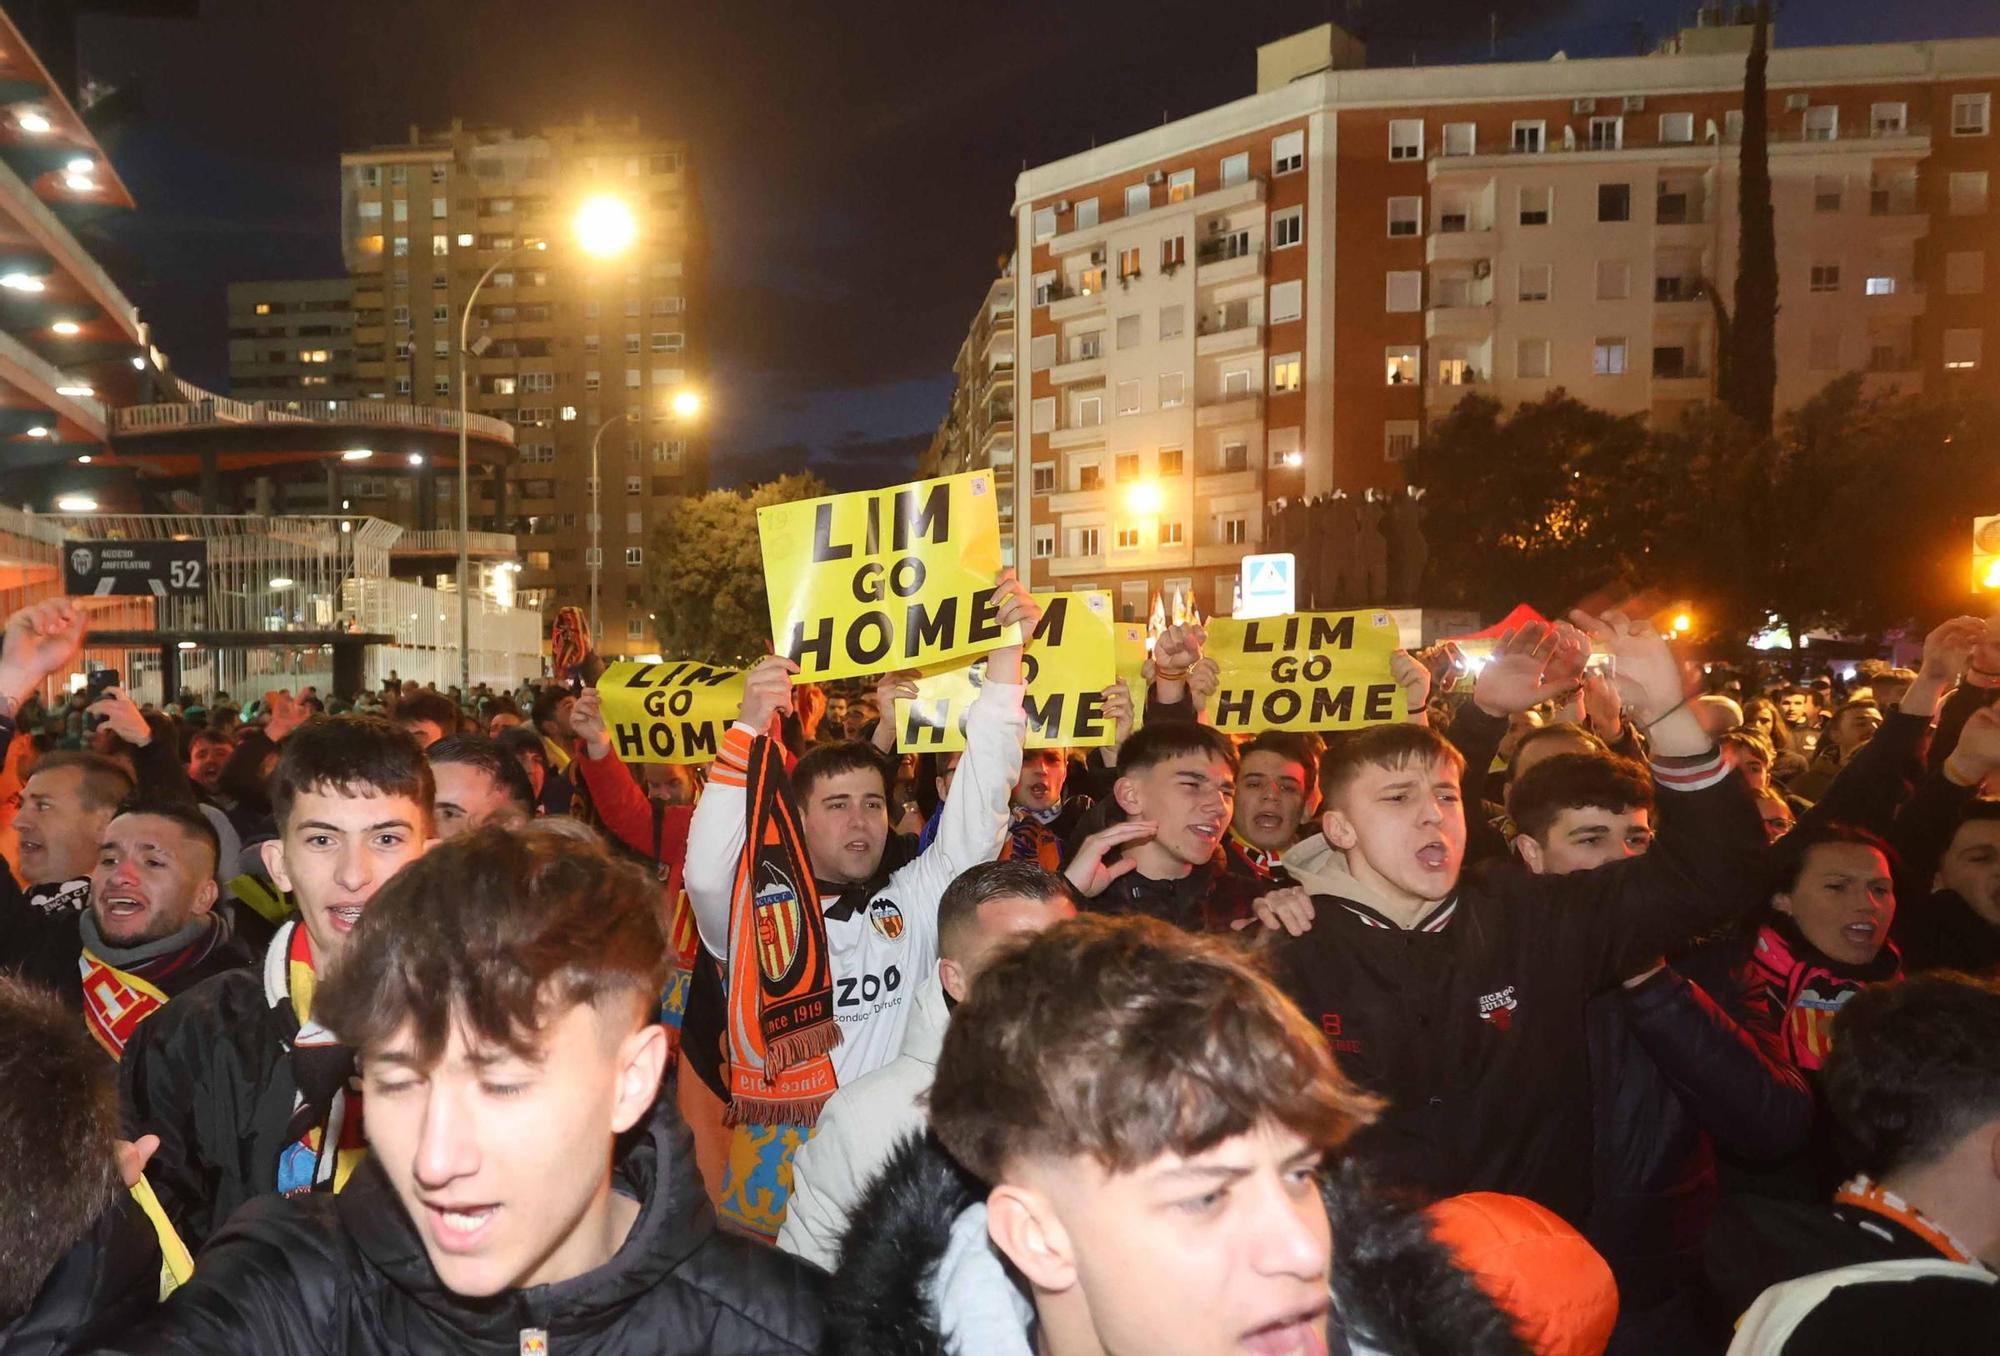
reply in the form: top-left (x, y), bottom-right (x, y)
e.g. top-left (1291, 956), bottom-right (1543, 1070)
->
top-left (1580, 667), bottom-right (1625, 741)
top-left (1905, 615), bottom-right (1987, 717)
top-left (264, 690), bottom-right (309, 743)
top-left (738, 655), bottom-right (799, 734)
top-left (570, 688), bottom-right (611, 759)
top-left (794, 681), bottom-right (827, 739)
top-left (1473, 621), bottom-right (1591, 717)
top-left (1390, 650), bottom-right (1431, 726)
top-left (1231, 885), bottom-right (1317, 936)
top-left (1100, 679), bottom-right (1136, 752)
top-left (1945, 706), bottom-right (2000, 789)
top-left (1063, 820), bottom-right (1154, 898)
top-left (0, 600), bottom-right (87, 705)
top-left (1569, 609), bottom-right (1701, 755)
top-left (984, 570), bottom-right (1041, 686)
top-left (87, 686), bottom-right (153, 747)
top-left (1187, 656), bottom-right (1221, 719)
top-left (872, 670), bottom-right (920, 753)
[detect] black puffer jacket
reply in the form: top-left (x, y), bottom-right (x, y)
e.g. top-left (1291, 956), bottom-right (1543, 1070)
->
top-left (1, 1195), bottom-right (160, 1356)
top-left (824, 1134), bottom-right (1527, 1356)
top-left (92, 1087), bottom-right (824, 1354)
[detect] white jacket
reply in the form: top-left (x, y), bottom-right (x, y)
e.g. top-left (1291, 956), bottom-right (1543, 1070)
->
top-left (776, 973), bottom-right (950, 1271)
top-left (682, 679), bottom-right (1022, 1086)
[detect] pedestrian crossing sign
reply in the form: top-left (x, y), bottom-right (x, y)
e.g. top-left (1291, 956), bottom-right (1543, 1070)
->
top-left (1237, 552), bottom-right (1296, 619)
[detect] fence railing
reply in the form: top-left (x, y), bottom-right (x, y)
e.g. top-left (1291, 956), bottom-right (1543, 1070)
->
top-left (106, 377), bottom-right (516, 445)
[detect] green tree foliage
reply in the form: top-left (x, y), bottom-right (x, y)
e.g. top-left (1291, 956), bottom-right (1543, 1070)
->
top-left (645, 473), bottom-right (829, 663)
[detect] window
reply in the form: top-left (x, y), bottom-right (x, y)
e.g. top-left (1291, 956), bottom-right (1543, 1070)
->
top-left (1212, 154), bottom-right (1246, 190)
top-left (625, 334), bottom-right (642, 354)
top-left (1221, 441), bottom-right (1250, 472)
top-left (1078, 266), bottom-right (1106, 294)
top-left (1161, 235), bottom-right (1186, 270)
top-left (1443, 122), bottom-right (1476, 156)
top-left (1950, 171), bottom-right (1989, 215)
top-left (1222, 367), bottom-right (1252, 396)
top-left (1032, 206), bottom-right (1057, 241)
top-left (431, 196), bottom-right (448, 219)
top-left (433, 339), bottom-right (449, 359)
top-left (358, 200), bottom-right (382, 220)
top-left (1221, 516), bottom-right (1248, 545)
top-left (618, 474), bottom-right (640, 496)
top-left (1512, 120), bottom-right (1546, 154)
top-left (1588, 116), bottom-right (1622, 150)
top-left (1116, 313), bottom-right (1141, 348)
top-left (1517, 338), bottom-right (1551, 379)
top-left (1160, 521), bottom-right (1185, 546)
top-left (1596, 260), bottom-right (1630, 300)
top-left (1118, 246), bottom-right (1141, 280)
top-left (431, 162), bottom-right (448, 184)
top-left (1652, 345), bottom-right (1689, 379)
top-left (1386, 270), bottom-right (1422, 312)
top-left (428, 303), bottom-right (447, 323)
top-left (1437, 356), bottom-right (1473, 385)
top-left (396, 376), bottom-right (411, 395)
top-left (392, 304), bottom-right (410, 324)
top-left (1803, 106), bottom-right (1838, 142)
top-left (1075, 198), bottom-right (1099, 229)
top-left (625, 369), bottom-right (642, 389)
top-left (1725, 109), bottom-right (1744, 142)
top-left (1387, 196), bottom-right (1422, 237)
top-left (1269, 280), bottom-right (1302, 323)
top-left (1389, 119), bottom-right (1424, 161)
top-left (1946, 251), bottom-right (1986, 295)
top-left (1945, 329), bottom-right (1983, 371)
top-left (1033, 271), bottom-right (1057, 308)
top-left (1125, 183), bottom-right (1151, 215)
top-left (1385, 346), bottom-right (1418, 384)
top-left (656, 296), bottom-right (686, 314)
top-left (1160, 447), bottom-right (1184, 476)
top-left (584, 371), bottom-right (601, 392)
top-left (659, 331), bottom-right (685, 353)
top-left (1076, 394), bottom-right (1103, 427)
top-left (1814, 174), bottom-right (1843, 212)
top-left (1518, 263), bottom-right (1551, 302)
top-left (1271, 353), bottom-right (1301, 392)
top-left (358, 165), bottom-right (380, 187)
top-left (1518, 185), bottom-right (1551, 225)
top-left (1954, 93), bottom-right (1992, 137)
top-left (1031, 396), bottom-right (1055, 433)
top-left (1032, 526), bottom-right (1055, 558)
top-left (1168, 168), bottom-right (1195, 202)
top-left (1384, 421), bottom-right (1418, 462)
top-left (1266, 426), bottom-right (1300, 469)
top-left (1114, 451), bottom-right (1141, 482)
top-left (1159, 305), bottom-right (1185, 340)
top-left (1865, 276), bottom-right (1895, 296)
top-left (392, 199), bottom-right (408, 222)
top-left (395, 340), bottom-right (415, 359)
top-left (624, 298), bottom-right (641, 317)
top-left (1031, 463), bottom-right (1056, 494)
top-left (1076, 527), bottom-right (1102, 557)
top-left (1116, 380), bottom-right (1141, 415)
top-left (1272, 130), bottom-right (1305, 175)
top-left (433, 375), bottom-right (450, 395)
top-left (391, 236), bottom-right (408, 258)
top-left (1659, 112), bottom-right (1695, 144)
top-left (1159, 372), bottom-right (1186, 407)
top-left (1072, 332), bottom-right (1103, 363)
top-left (625, 547), bottom-right (644, 566)
top-left (1871, 101), bottom-right (1907, 136)
top-left (1077, 461), bottom-right (1104, 491)
top-left (1597, 183), bottom-right (1631, 222)
top-left (1272, 207), bottom-right (1303, 249)
top-left (1810, 264), bottom-right (1841, 293)
top-left (429, 233), bottom-right (447, 257)
top-left (1592, 338), bottom-right (1628, 376)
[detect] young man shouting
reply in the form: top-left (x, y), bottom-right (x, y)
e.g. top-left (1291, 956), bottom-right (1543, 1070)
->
top-left (97, 825), bottom-right (825, 1354)
top-left (1274, 611), bottom-right (1768, 1227)
top-left (120, 715), bottom-right (435, 1250)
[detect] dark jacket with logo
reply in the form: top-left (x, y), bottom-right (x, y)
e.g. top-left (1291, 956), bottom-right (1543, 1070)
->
top-left (1274, 741), bottom-right (1767, 1227)
top-left (92, 1088), bottom-right (825, 1354)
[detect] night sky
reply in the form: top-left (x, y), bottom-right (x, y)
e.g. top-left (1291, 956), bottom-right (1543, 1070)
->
top-left (66, 0), bottom-right (1992, 490)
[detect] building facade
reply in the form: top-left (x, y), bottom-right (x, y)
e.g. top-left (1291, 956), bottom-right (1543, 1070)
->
top-left (1013, 18), bottom-right (2000, 620)
top-left (338, 115), bottom-right (706, 658)
top-left (922, 254), bottom-right (1017, 562)
top-left (225, 278), bottom-right (356, 403)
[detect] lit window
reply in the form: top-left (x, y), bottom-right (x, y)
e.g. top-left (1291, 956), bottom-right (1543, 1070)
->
top-left (1864, 276), bottom-right (1895, 296)
top-left (1271, 354), bottom-right (1301, 392)
top-left (1385, 346), bottom-right (1418, 384)
top-left (1592, 339), bottom-right (1628, 376)
top-left (1944, 328), bottom-right (1982, 371)
top-left (1167, 168), bottom-right (1195, 202)
top-left (254, 303), bottom-right (271, 315)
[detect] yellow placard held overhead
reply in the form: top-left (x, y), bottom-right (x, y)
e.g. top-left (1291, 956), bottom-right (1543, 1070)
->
top-left (1115, 620), bottom-right (1149, 735)
top-left (596, 660), bottom-right (747, 764)
top-left (758, 472), bottom-right (1019, 683)
top-left (894, 592), bottom-right (1118, 752)
top-left (1205, 610), bottom-right (1405, 733)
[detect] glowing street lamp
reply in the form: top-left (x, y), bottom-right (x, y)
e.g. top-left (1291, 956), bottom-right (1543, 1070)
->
top-left (670, 387), bottom-right (703, 420)
top-left (1671, 612), bottom-right (1693, 636)
top-left (574, 194), bottom-right (639, 259)
top-left (1126, 480), bottom-right (1164, 516)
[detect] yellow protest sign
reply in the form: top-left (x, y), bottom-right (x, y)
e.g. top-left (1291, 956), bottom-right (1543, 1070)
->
top-left (596, 660), bottom-right (746, 764)
top-left (758, 471), bottom-right (1018, 683)
top-left (1205, 610), bottom-right (1405, 733)
top-left (1115, 620), bottom-right (1149, 735)
top-left (895, 592), bottom-right (1117, 751)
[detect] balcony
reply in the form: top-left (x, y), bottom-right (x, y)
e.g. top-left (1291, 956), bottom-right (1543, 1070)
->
top-left (1048, 174), bottom-right (1267, 255)
top-left (1425, 303), bottom-right (1494, 341)
top-left (1049, 354), bottom-right (1105, 386)
top-left (1196, 324), bottom-right (1263, 358)
top-left (1424, 377), bottom-right (1486, 414)
top-left (1049, 285), bottom-right (1107, 323)
top-left (1196, 242), bottom-right (1264, 285)
top-left (1046, 485), bottom-right (1108, 516)
top-left (1427, 226), bottom-right (1492, 264)
top-left (1195, 469), bottom-right (1259, 498)
top-left (1049, 419), bottom-right (1107, 450)
top-left (1195, 394), bottom-right (1262, 428)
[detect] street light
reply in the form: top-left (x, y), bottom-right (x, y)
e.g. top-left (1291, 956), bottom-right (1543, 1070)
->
top-left (589, 411), bottom-right (637, 644)
top-left (670, 388), bottom-right (703, 420)
top-left (574, 194), bottom-right (639, 258)
top-left (1126, 481), bottom-right (1164, 516)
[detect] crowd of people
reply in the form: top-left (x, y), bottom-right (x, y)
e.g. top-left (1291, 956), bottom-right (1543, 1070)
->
top-left (0, 580), bottom-right (1995, 1355)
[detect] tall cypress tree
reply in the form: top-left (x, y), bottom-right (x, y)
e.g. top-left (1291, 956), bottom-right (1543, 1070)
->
top-left (1723, 2), bottom-right (1778, 436)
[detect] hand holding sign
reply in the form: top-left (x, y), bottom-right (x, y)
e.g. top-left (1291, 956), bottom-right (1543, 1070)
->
top-left (871, 670), bottom-right (920, 753)
top-left (596, 661), bottom-right (751, 763)
top-left (985, 570), bottom-right (1040, 686)
top-left (896, 591), bottom-right (1116, 753)
top-left (1101, 680), bottom-right (1136, 751)
top-left (739, 656), bottom-right (799, 735)
top-left (571, 688), bottom-right (612, 759)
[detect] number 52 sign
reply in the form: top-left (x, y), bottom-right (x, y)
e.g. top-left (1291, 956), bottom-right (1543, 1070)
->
top-left (63, 539), bottom-right (208, 598)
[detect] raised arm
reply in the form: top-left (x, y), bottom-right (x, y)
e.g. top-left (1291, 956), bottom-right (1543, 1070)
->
top-left (681, 656), bottom-right (797, 958)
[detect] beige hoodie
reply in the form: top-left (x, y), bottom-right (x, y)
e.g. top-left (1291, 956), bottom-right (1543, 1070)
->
top-left (1281, 832), bottom-right (1450, 930)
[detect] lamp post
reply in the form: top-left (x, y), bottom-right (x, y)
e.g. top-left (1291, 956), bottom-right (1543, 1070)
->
top-left (589, 411), bottom-right (636, 644)
top-left (455, 193), bottom-right (636, 693)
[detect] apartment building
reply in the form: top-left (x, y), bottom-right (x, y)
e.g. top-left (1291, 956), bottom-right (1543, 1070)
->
top-left (921, 254), bottom-right (1017, 561)
top-left (225, 278), bottom-right (356, 402)
top-left (338, 115), bottom-right (706, 658)
top-left (1013, 16), bottom-right (2000, 621)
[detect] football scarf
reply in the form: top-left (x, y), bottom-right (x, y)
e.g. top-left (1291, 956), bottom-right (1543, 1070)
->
top-left (656, 799), bottom-right (703, 1047)
top-left (1752, 918), bottom-right (1901, 1072)
top-left (1836, 1176), bottom-right (1983, 1266)
top-left (78, 948), bottom-right (169, 1059)
top-left (1005, 804), bottom-right (1065, 872)
top-left (267, 921), bottom-right (367, 1197)
top-left (718, 732), bottom-right (839, 1238)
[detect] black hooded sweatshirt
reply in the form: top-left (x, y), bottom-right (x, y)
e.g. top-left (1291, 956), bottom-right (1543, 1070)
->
top-left (92, 1086), bottom-right (824, 1354)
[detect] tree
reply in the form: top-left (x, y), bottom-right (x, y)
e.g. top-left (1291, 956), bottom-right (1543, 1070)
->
top-left (645, 473), bottom-right (829, 663)
top-left (1720, 1), bottom-right (1778, 436)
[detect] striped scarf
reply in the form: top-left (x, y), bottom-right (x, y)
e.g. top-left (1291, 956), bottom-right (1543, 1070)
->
top-left (267, 921), bottom-right (367, 1197)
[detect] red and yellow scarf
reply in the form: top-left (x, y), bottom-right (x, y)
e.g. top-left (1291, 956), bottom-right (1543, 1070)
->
top-left (268, 922), bottom-right (367, 1196)
top-left (78, 949), bottom-right (169, 1059)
